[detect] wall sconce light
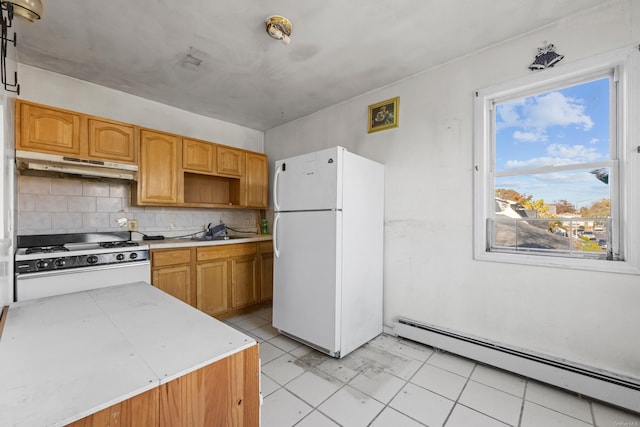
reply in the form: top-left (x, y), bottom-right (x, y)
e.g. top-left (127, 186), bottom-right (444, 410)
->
top-left (265, 15), bottom-right (292, 45)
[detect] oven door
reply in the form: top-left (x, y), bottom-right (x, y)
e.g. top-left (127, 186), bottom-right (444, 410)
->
top-left (15, 261), bottom-right (151, 302)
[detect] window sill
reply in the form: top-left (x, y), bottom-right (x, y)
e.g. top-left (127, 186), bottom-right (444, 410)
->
top-left (474, 250), bottom-right (640, 275)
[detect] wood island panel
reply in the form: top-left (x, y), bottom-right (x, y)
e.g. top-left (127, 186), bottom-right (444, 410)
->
top-left (159, 345), bottom-right (259, 427)
top-left (66, 388), bottom-right (159, 427)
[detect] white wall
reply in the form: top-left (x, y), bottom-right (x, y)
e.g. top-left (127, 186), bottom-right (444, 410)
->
top-left (0, 92), bottom-right (16, 306)
top-left (265, 0), bottom-right (640, 380)
top-left (17, 65), bottom-right (264, 152)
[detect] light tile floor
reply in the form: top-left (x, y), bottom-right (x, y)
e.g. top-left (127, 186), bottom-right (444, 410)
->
top-left (225, 308), bottom-right (640, 427)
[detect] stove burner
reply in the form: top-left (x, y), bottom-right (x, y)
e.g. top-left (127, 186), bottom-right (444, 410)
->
top-left (100, 241), bottom-right (139, 249)
top-left (25, 246), bottom-right (69, 255)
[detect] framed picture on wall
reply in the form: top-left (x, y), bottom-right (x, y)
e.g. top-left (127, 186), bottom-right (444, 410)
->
top-left (368, 97), bottom-right (399, 133)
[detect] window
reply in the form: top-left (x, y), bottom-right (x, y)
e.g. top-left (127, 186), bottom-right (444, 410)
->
top-left (473, 46), bottom-right (640, 274)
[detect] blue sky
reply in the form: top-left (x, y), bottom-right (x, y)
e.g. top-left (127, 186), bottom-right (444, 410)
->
top-left (494, 77), bottom-right (610, 208)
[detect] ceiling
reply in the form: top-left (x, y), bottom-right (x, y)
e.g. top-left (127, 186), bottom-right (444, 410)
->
top-left (14, 0), bottom-right (604, 131)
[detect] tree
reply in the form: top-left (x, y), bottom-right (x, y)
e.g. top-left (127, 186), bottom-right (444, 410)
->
top-left (495, 188), bottom-right (549, 216)
top-left (579, 199), bottom-right (610, 219)
top-left (555, 199), bottom-right (576, 214)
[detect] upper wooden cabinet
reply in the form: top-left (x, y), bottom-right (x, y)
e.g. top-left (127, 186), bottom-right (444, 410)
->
top-left (16, 100), bottom-right (137, 164)
top-left (136, 130), bottom-right (181, 205)
top-left (217, 146), bottom-right (245, 177)
top-left (243, 152), bottom-right (268, 208)
top-left (183, 138), bottom-right (216, 174)
top-left (17, 100), bottom-right (269, 210)
top-left (88, 118), bottom-right (137, 164)
top-left (17, 101), bottom-right (81, 155)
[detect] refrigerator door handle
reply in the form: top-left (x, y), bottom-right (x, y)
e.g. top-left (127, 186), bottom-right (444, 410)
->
top-left (273, 213), bottom-right (281, 258)
top-left (273, 164), bottom-right (282, 212)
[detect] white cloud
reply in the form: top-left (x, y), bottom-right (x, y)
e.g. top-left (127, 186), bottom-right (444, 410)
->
top-left (546, 143), bottom-right (602, 161)
top-left (589, 138), bottom-right (600, 144)
top-left (504, 144), bottom-right (603, 170)
top-left (496, 100), bottom-right (525, 129)
top-left (505, 157), bottom-right (575, 169)
top-left (497, 91), bottom-right (593, 136)
top-left (525, 92), bottom-right (593, 131)
top-left (512, 130), bottom-right (546, 142)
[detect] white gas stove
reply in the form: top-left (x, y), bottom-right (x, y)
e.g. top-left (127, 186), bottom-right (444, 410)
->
top-left (15, 232), bottom-right (150, 302)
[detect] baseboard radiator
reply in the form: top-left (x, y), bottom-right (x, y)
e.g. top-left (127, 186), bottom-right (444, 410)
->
top-left (393, 317), bottom-right (640, 413)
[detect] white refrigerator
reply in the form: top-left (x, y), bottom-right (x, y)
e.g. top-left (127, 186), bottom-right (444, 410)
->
top-left (272, 146), bottom-right (384, 358)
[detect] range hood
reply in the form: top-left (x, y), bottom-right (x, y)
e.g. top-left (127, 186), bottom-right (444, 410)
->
top-left (16, 151), bottom-right (138, 181)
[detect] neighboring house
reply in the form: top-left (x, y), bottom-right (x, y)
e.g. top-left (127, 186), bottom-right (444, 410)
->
top-left (494, 198), bottom-right (530, 219)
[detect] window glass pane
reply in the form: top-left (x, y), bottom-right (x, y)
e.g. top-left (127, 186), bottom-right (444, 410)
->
top-left (495, 77), bottom-right (610, 172)
top-left (495, 168), bottom-right (610, 218)
top-left (493, 169), bottom-right (610, 257)
top-left (490, 217), bottom-right (609, 257)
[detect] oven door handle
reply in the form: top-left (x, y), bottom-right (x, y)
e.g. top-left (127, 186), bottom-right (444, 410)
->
top-left (16, 261), bottom-right (150, 280)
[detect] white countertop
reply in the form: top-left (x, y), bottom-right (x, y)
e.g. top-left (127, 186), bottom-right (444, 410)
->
top-left (0, 282), bottom-right (256, 427)
top-left (142, 234), bottom-right (272, 250)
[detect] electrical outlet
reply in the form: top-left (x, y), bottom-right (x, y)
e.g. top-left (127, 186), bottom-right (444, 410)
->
top-left (127, 219), bottom-right (139, 231)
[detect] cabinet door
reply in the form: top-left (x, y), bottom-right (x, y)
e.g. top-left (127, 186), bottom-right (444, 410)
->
top-left (183, 138), bottom-right (215, 173)
top-left (244, 153), bottom-right (268, 208)
top-left (138, 130), bottom-right (180, 204)
top-left (231, 255), bottom-right (258, 309)
top-left (17, 102), bottom-right (81, 155)
top-left (259, 247), bottom-right (274, 301)
top-left (217, 146), bottom-right (245, 177)
top-left (152, 265), bottom-right (192, 305)
top-left (88, 118), bottom-right (137, 164)
top-left (196, 260), bottom-right (229, 316)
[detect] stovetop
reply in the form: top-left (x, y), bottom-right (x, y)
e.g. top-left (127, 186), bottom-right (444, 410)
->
top-left (15, 232), bottom-right (150, 273)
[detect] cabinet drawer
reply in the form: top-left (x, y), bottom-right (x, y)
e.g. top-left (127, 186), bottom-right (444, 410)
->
top-left (197, 243), bottom-right (257, 262)
top-left (152, 248), bottom-right (192, 267)
top-left (258, 241), bottom-right (273, 253)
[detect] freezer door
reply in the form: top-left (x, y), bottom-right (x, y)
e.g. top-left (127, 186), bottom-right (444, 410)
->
top-left (273, 211), bottom-right (342, 354)
top-left (273, 147), bottom-right (343, 211)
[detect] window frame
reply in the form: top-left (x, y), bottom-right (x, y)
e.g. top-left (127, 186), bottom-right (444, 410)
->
top-left (473, 45), bottom-right (640, 275)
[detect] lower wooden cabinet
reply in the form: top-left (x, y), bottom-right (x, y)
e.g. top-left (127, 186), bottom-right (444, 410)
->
top-left (151, 242), bottom-right (272, 319)
top-left (230, 254), bottom-right (258, 309)
top-left (151, 248), bottom-right (195, 307)
top-left (196, 260), bottom-right (228, 316)
top-left (259, 241), bottom-right (274, 302)
top-left (196, 243), bottom-right (258, 317)
top-left (67, 345), bottom-right (260, 427)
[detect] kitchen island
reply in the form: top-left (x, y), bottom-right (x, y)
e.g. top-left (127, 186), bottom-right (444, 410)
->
top-left (0, 281), bottom-right (259, 427)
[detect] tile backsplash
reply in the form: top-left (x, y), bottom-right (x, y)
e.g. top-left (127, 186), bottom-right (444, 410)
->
top-left (17, 175), bottom-right (260, 237)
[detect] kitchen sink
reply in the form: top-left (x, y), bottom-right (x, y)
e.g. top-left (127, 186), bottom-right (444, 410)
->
top-left (191, 235), bottom-right (245, 241)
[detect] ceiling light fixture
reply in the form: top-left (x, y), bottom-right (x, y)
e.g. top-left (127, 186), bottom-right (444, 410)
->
top-left (6, 0), bottom-right (42, 21)
top-left (265, 15), bottom-right (291, 45)
top-left (0, 0), bottom-right (42, 94)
